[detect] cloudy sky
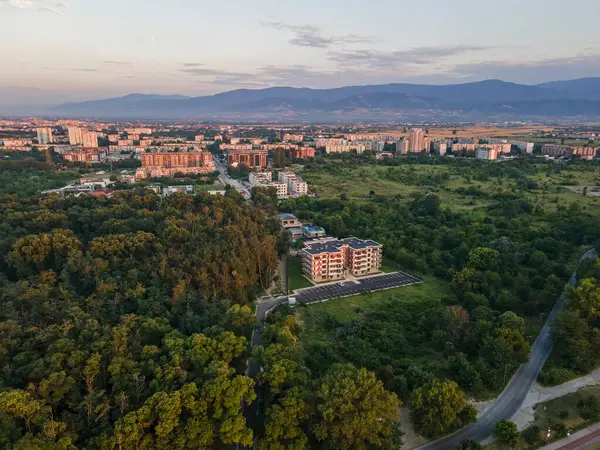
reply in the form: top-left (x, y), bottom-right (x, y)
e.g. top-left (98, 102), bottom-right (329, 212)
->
top-left (1, 0), bottom-right (600, 103)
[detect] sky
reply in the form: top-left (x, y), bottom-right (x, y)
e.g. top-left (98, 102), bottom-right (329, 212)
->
top-left (1, 0), bottom-right (600, 103)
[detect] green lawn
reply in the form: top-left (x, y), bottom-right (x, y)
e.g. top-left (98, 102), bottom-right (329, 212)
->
top-left (298, 275), bottom-right (450, 345)
top-left (287, 256), bottom-right (313, 293)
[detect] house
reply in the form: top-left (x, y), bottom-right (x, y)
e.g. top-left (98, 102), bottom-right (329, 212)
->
top-left (278, 213), bottom-right (302, 229)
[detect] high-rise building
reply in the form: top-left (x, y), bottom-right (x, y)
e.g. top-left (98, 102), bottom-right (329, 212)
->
top-left (83, 131), bottom-right (99, 148)
top-left (36, 128), bottom-right (54, 145)
top-left (68, 127), bottom-right (84, 145)
top-left (408, 128), bottom-right (425, 153)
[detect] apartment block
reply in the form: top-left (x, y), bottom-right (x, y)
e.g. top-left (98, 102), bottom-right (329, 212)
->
top-left (542, 144), bottom-right (573, 157)
top-left (278, 171), bottom-right (308, 196)
top-left (433, 141), bottom-right (447, 156)
top-left (227, 149), bottom-right (268, 168)
top-left (409, 128), bottom-right (425, 153)
top-left (301, 237), bottom-right (383, 283)
top-left (250, 171), bottom-right (287, 198)
top-left (36, 128), bottom-right (54, 145)
top-left (283, 133), bottom-right (304, 142)
top-left (452, 143), bottom-right (477, 152)
top-left (82, 131), bottom-right (99, 148)
top-left (135, 151), bottom-right (216, 179)
top-left (293, 147), bottom-right (316, 159)
top-left (68, 127), bottom-right (84, 145)
top-left (510, 141), bottom-right (535, 154)
top-left (476, 148), bottom-right (498, 161)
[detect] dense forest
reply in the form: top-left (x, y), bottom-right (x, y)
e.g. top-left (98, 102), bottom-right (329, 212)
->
top-left (0, 189), bottom-right (283, 448)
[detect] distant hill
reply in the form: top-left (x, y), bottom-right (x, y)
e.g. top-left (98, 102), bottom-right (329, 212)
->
top-left (42, 77), bottom-right (600, 120)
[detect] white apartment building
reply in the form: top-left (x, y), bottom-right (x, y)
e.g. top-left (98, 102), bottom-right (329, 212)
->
top-left (278, 171), bottom-right (308, 196)
top-left (36, 128), bottom-right (54, 145)
top-left (250, 171), bottom-right (288, 198)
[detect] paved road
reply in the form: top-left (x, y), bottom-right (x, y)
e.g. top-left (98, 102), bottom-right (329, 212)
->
top-left (213, 156), bottom-right (251, 201)
top-left (418, 249), bottom-right (598, 450)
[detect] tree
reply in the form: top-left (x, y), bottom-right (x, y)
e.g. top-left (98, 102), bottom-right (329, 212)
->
top-left (578, 396), bottom-right (600, 422)
top-left (551, 311), bottom-right (594, 373)
top-left (314, 363), bottom-right (401, 450)
top-left (455, 440), bottom-right (483, 450)
top-left (568, 278), bottom-right (600, 319)
top-left (260, 388), bottom-right (310, 450)
top-left (411, 380), bottom-right (475, 438)
top-left (493, 419), bottom-right (519, 447)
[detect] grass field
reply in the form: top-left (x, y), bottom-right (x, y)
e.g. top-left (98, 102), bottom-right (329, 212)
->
top-left (287, 255), bottom-right (313, 293)
top-left (298, 275), bottom-right (451, 347)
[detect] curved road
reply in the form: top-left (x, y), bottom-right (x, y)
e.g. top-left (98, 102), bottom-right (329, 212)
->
top-left (418, 249), bottom-right (597, 450)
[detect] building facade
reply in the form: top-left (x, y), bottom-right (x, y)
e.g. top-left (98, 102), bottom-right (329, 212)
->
top-left (82, 131), bottom-right (99, 148)
top-left (36, 128), bottom-right (54, 145)
top-left (293, 147), bottom-right (316, 159)
top-left (278, 171), bottom-right (308, 196)
top-left (409, 128), bottom-right (425, 153)
top-left (301, 237), bottom-right (383, 283)
top-left (227, 149), bottom-right (268, 168)
top-left (68, 127), bottom-right (84, 145)
top-left (136, 151), bottom-right (216, 179)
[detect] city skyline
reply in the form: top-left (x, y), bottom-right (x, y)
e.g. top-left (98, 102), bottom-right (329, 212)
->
top-left (2, 0), bottom-right (600, 104)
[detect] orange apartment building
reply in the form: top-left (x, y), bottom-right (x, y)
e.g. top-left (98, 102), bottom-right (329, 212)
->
top-left (135, 151), bottom-right (216, 179)
top-left (63, 149), bottom-right (106, 162)
top-left (293, 147), bottom-right (316, 159)
top-left (301, 237), bottom-right (383, 283)
top-left (227, 149), bottom-right (268, 168)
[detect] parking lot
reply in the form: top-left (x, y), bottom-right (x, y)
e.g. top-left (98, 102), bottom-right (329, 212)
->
top-left (292, 271), bottom-right (422, 304)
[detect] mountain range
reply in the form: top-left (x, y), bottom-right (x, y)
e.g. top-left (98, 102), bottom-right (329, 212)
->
top-left (5, 78), bottom-right (600, 121)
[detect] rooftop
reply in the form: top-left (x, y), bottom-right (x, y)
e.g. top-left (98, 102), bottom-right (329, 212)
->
top-left (302, 237), bottom-right (382, 255)
top-left (278, 213), bottom-right (299, 221)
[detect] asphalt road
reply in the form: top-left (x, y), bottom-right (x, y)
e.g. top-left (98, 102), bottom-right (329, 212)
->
top-left (418, 248), bottom-right (598, 450)
top-left (213, 157), bottom-right (251, 201)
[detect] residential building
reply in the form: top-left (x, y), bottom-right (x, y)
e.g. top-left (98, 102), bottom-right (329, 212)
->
top-left (433, 142), bottom-right (447, 156)
top-left (227, 149), bottom-right (268, 168)
top-left (164, 185), bottom-right (195, 196)
top-left (394, 139), bottom-right (409, 156)
top-left (63, 150), bottom-right (106, 162)
top-left (302, 225), bottom-right (327, 239)
top-left (278, 213), bottom-right (302, 229)
top-left (68, 127), bottom-right (84, 145)
top-left (301, 237), bottom-right (383, 283)
top-left (284, 133), bottom-right (304, 142)
top-left (249, 171), bottom-right (272, 185)
top-left (480, 143), bottom-right (511, 154)
top-left (83, 131), bottom-right (99, 148)
top-left (452, 143), bottom-right (477, 152)
top-left (476, 148), bottom-right (498, 161)
top-left (325, 143), bottom-right (367, 154)
top-left (135, 151), bottom-right (216, 179)
top-left (409, 128), bottom-right (425, 153)
top-left (194, 135), bottom-right (205, 142)
top-left (36, 127), bottom-right (54, 144)
top-left (542, 144), bottom-right (573, 158)
top-left (376, 152), bottom-right (394, 160)
top-left (573, 147), bottom-right (597, 160)
top-left (510, 141), bottom-right (535, 154)
top-left (293, 147), bottom-right (316, 159)
top-left (278, 171), bottom-right (308, 196)
top-left (250, 171), bottom-right (287, 198)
